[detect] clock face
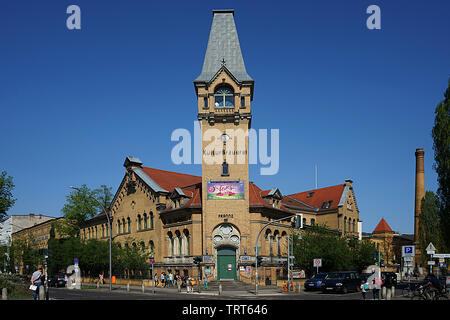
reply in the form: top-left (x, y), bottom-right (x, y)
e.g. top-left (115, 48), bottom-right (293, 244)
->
top-left (220, 134), bottom-right (231, 142)
top-left (230, 235), bottom-right (239, 243)
top-left (213, 235), bottom-right (223, 243)
top-left (220, 225), bottom-right (232, 235)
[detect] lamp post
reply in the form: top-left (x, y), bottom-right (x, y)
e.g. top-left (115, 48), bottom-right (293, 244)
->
top-left (69, 186), bottom-right (113, 292)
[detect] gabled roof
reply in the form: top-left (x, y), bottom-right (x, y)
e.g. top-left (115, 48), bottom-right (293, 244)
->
top-left (373, 218), bottom-right (393, 233)
top-left (139, 167), bottom-right (202, 192)
top-left (194, 10), bottom-right (253, 84)
top-left (288, 184), bottom-right (347, 210)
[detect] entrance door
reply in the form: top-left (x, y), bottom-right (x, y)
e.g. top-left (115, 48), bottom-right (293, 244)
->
top-left (217, 247), bottom-right (236, 280)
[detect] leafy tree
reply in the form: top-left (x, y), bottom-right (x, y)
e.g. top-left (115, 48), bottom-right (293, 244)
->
top-left (58, 184), bottom-right (113, 237)
top-left (431, 78), bottom-right (450, 250)
top-left (419, 191), bottom-right (443, 262)
top-left (0, 171), bottom-right (16, 221)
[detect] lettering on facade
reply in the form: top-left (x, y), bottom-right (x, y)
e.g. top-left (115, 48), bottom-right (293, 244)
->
top-left (218, 214), bottom-right (233, 219)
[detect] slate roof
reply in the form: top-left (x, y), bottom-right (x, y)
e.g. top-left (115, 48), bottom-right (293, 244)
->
top-left (194, 10), bottom-right (253, 83)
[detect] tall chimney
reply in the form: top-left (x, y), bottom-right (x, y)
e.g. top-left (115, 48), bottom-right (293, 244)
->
top-left (414, 148), bottom-right (425, 258)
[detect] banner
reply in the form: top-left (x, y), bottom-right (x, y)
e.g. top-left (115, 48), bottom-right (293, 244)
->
top-left (207, 181), bottom-right (244, 200)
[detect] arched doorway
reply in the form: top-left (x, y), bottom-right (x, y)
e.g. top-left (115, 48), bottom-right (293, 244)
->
top-left (217, 246), bottom-right (236, 280)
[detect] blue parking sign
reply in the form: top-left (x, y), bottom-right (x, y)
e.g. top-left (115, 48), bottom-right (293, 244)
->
top-left (402, 246), bottom-right (415, 257)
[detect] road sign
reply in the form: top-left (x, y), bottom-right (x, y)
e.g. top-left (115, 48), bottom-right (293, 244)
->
top-left (74, 258), bottom-right (78, 265)
top-left (426, 242), bottom-right (436, 255)
top-left (402, 246), bottom-right (415, 257)
top-left (150, 259), bottom-right (155, 264)
top-left (433, 253), bottom-right (450, 259)
top-left (313, 259), bottom-right (322, 267)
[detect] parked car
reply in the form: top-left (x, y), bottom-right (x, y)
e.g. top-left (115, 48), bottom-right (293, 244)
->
top-left (360, 273), bottom-right (372, 283)
top-left (304, 273), bottom-right (328, 291)
top-left (381, 272), bottom-right (398, 286)
top-left (321, 271), bottom-right (360, 294)
top-left (48, 274), bottom-right (66, 287)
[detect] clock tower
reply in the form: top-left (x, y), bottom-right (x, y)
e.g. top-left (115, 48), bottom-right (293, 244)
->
top-left (194, 10), bottom-right (254, 279)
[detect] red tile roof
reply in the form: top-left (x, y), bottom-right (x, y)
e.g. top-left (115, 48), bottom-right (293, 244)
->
top-left (140, 167), bottom-right (202, 191)
top-left (373, 218), bottom-right (393, 233)
top-left (288, 184), bottom-right (346, 210)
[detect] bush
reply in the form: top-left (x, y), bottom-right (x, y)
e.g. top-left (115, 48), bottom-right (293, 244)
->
top-left (0, 274), bottom-right (33, 299)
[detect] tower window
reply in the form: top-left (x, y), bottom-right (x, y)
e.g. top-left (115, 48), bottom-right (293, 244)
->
top-left (203, 97), bottom-right (208, 109)
top-left (214, 86), bottom-right (234, 107)
top-left (240, 96), bottom-right (245, 108)
top-left (221, 161), bottom-right (229, 176)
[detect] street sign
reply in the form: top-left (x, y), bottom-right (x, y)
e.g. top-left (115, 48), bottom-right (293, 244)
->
top-left (426, 242), bottom-right (436, 255)
top-left (402, 246), bottom-right (415, 257)
top-left (433, 253), bottom-right (450, 258)
top-left (254, 246), bottom-right (261, 254)
top-left (150, 259), bottom-right (155, 264)
top-left (427, 261), bottom-right (435, 266)
top-left (313, 259), bottom-right (322, 267)
top-left (74, 258), bottom-right (78, 265)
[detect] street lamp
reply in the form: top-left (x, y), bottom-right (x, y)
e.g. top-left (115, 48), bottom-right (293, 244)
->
top-left (69, 185), bottom-right (113, 292)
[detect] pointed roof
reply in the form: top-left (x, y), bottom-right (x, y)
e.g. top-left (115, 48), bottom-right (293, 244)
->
top-left (373, 218), bottom-right (393, 233)
top-left (194, 10), bottom-right (253, 84)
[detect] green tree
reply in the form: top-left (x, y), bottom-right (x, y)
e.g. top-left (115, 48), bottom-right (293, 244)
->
top-left (0, 171), bottom-right (16, 221)
top-left (58, 184), bottom-right (113, 237)
top-left (432, 78), bottom-right (450, 250)
top-left (419, 191), bottom-right (443, 262)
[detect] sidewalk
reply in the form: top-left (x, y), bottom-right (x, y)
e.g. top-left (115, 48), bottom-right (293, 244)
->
top-left (81, 281), bottom-right (284, 297)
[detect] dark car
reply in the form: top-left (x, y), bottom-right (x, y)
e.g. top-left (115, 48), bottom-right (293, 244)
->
top-left (48, 274), bottom-right (66, 288)
top-left (321, 271), bottom-right (360, 294)
top-left (304, 273), bottom-right (328, 291)
top-left (381, 272), bottom-right (397, 286)
top-left (360, 273), bottom-right (373, 283)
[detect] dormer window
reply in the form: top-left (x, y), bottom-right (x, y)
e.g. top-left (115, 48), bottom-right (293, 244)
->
top-left (307, 192), bottom-right (314, 198)
top-left (214, 86), bottom-right (234, 107)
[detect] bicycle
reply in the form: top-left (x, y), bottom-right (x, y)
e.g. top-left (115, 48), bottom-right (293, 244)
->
top-left (402, 282), bottom-right (418, 298)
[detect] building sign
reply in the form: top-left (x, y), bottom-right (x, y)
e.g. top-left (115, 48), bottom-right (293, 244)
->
top-left (218, 213), bottom-right (233, 219)
top-left (207, 181), bottom-right (244, 200)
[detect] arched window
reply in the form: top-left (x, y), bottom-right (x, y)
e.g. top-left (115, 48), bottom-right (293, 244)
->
top-left (127, 218), bottom-right (131, 233)
top-left (310, 218), bottom-right (315, 226)
top-left (352, 220), bottom-right (356, 233)
top-left (117, 220), bottom-right (121, 234)
top-left (137, 214), bottom-right (142, 231)
top-left (348, 219), bottom-right (351, 234)
top-left (150, 212), bottom-right (154, 229)
top-left (149, 240), bottom-right (155, 257)
top-left (95, 226), bottom-right (98, 238)
top-left (214, 86), bottom-right (234, 107)
top-left (143, 213), bottom-right (148, 229)
top-left (344, 217), bottom-right (347, 233)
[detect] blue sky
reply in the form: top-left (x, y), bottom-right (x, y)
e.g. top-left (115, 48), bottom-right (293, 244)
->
top-left (1, 0), bottom-right (449, 234)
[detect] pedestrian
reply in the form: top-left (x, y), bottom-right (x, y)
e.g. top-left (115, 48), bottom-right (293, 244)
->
top-left (99, 273), bottom-right (104, 284)
top-left (187, 277), bottom-right (193, 293)
top-left (203, 274), bottom-right (208, 290)
top-left (31, 267), bottom-right (43, 300)
top-left (372, 274), bottom-right (382, 300)
top-left (154, 272), bottom-right (159, 287)
top-left (161, 272), bottom-right (165, 287)
top-left (169, 271), bottom-right (173, 287)
top-left (360, 280), bottom-right (368, 300)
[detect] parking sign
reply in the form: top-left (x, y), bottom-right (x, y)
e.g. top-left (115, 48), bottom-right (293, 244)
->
top-left (402, 246), bottom-right (415, 257)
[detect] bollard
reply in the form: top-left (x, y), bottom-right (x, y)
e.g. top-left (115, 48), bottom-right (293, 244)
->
top-left (218, 284), bottom-right (222, 295)
top-left (142, 283), bottom-right (145, 293)
top-left (178, 283), bottom-right (181, 293)
top-left (127, 283), bottom-right (130, 292)
top-left (39, 285), bottom-right (45, 300)
top-left (2, 288), bottom-right (7, 300)
top-left (298, 283), bottom-right (301, 293)
top-left (381, 286), bottom-right (386, 299)
top-left (386, 287), bottom-right (392, 300)
top-left (97, 282), bottom-right (100, 289)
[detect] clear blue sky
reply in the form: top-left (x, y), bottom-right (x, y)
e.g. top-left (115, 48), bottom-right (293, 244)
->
top-left (1, 0), bottom-right (449, 234)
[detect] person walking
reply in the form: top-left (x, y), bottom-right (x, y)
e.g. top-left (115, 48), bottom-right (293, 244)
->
top-left (203, 274), bottom-right (208, 290)
top-left (169, 271), bottom-right (173, 287)
top-left (154, 272), bottom-right (159, 288)
top-left (31, 267), bottom-right (43, 300)
top-left (187, 277), bottom-right (193, 293)
top-left (161, 272), bottom-right (165, 288)
top-left (360, 280), bottom-right (368, 300)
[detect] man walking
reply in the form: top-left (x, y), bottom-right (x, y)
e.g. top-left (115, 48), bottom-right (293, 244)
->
top-left (31, 267), bottom-right (43, 300)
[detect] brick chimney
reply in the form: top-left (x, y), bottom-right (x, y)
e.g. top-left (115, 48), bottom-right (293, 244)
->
top-left (414, 148), bottom-right (425, 268)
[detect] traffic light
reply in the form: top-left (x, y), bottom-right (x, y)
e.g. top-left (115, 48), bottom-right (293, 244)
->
top-left (256, 256), bottom-right (263, 266)
top-left (193, 256), bottom-right (202, 265)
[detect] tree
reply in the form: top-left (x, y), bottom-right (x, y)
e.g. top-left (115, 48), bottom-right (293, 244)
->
top-left (58, 184), bottom-right (113, 237)
top-left (0, 171), bottom-right (16, 221)
top-left (419, 191), bottom-right (443, 263)
top-left (432, 78), bottom-right (450, 250)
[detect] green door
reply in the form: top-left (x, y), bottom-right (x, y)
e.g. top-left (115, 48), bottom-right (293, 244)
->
top-left (217, 247), bottom-right (236, 280)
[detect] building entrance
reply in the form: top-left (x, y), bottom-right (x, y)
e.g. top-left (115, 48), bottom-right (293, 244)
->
top-left (217, 246), bottom-right (236, 280)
